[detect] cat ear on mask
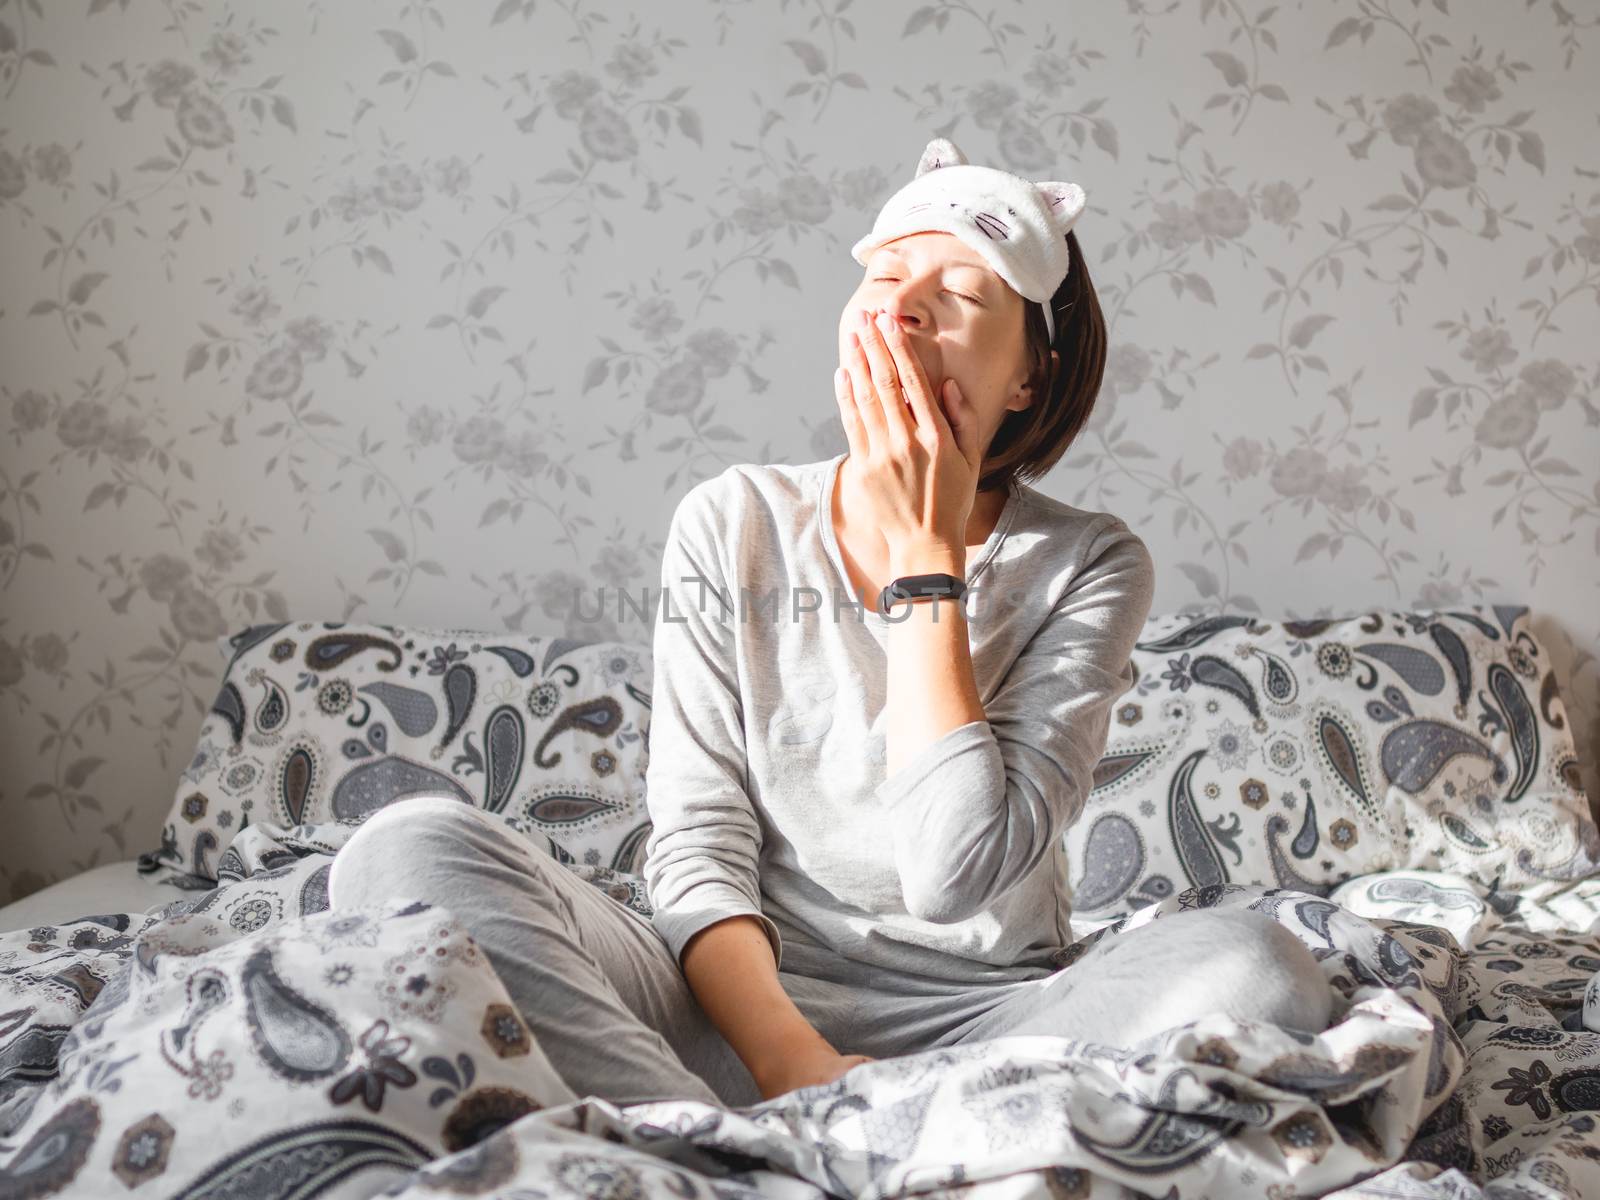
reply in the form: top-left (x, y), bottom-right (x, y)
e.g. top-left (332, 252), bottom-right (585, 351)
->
top-left (1037, 181), bottom-right (1088, 232)
top-left (914, 136), bottom-right (968, 178)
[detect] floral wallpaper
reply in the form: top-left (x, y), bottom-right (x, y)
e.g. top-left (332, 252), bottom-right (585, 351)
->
top-left (1, 0), bottom-right (1596, 904)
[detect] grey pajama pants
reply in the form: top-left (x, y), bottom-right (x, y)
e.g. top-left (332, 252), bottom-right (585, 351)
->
top-left (327, 797), bottom-right (1334, 1109)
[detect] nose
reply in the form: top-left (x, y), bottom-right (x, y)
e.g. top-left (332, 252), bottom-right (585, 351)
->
top-left (865, 306), bottom-right (913, 333)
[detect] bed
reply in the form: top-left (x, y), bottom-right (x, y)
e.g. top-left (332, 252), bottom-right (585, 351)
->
top-left (4, 607), bottom-right (1599, 1199)
top-left (0, 859), bottom-right (178, 934)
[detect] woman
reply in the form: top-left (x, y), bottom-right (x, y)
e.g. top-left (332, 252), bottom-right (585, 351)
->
top-left (329, 137), bottom-right (1332, 1111)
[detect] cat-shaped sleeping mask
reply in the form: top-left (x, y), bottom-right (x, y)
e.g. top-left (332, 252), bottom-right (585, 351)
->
top-left (850, 136), bottom-right (1087, 342)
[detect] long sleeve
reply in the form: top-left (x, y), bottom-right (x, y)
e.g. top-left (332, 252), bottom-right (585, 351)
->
top-left (640, 482), bottom-right (785, 971)
top-left (876, 518), bottom-right (1156, 925)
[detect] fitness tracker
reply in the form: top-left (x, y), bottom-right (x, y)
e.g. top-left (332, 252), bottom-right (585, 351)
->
top-left (877, 572), bottom-right (968, 616)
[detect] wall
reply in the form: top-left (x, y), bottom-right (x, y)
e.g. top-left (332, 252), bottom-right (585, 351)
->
top-left (2, 0), bottom-right (1596, 900)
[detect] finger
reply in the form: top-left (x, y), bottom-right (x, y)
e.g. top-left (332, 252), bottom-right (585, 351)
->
top-left (873, 313), bottom-right (948, 443)
top-left (941, 376), bottom-right (984, 472)
top-left (858, 314), bottom-right (914, 446)
top-left (845, 328), bottom-right (888, 450)
top-left (833, 365), bottom-right (867, 459)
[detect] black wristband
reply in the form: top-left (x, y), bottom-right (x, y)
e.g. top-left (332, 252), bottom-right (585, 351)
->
top-left (877, 572), bottom-right (968, 616)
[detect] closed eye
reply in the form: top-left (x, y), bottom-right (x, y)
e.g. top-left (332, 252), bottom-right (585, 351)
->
top-left (872, 277), bottom-right (980, 305)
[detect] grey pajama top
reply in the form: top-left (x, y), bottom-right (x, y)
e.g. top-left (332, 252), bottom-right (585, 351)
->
top-left (641, 452), bottom-right (1157, 986)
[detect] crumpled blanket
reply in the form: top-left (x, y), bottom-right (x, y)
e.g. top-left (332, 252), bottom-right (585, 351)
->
top-left (3, 818), bottom-right (1599, 1200)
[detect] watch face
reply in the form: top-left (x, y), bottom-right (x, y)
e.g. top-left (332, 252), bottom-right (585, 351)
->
top-left (913, 573), bottom-right (960, 594)
top-left (881, 573), bottom-right (965, 611)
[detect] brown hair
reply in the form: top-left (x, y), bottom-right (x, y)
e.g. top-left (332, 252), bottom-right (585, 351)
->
top-left (975, 228), bottom-right (1106, 496)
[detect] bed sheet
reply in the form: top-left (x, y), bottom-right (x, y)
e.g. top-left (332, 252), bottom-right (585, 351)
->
top-left (0, 858), bottom-right (198, 934)
top-left (3, 817), bottom-right (1600, 1199)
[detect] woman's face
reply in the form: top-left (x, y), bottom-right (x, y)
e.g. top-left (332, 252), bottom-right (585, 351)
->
top-left (840, 230), bottom-right (1050, 459)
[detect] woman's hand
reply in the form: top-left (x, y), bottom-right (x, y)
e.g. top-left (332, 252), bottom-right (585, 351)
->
top-left (754, 1046), bottom-right (877, 1100)
top-left (834, 308), bottom-right (985, 556)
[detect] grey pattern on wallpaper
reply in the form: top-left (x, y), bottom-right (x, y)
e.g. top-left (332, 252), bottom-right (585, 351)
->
top-left (0, 0), bottom-right (1596, 903)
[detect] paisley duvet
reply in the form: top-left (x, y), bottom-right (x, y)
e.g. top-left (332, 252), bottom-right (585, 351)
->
top-left (4, 817), bottom-right (1600, 1200)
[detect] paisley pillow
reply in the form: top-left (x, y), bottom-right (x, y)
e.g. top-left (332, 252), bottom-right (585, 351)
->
top-left (1064, 604), bottom-right (1598, 921)
top-left (139, 623), bottom-right (655, 885)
